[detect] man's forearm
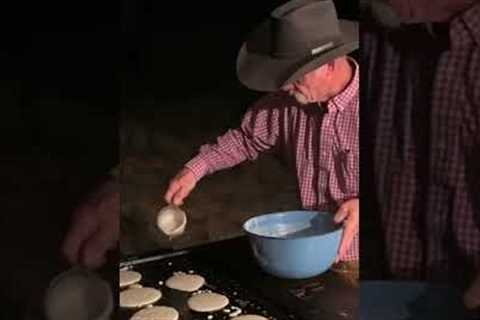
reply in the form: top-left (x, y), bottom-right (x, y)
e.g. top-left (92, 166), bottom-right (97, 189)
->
top-left (465, 272), bottom-right (480, 310)
top-left (182, 102), bottom-right (281, 181)
top-left (183, 128), bottom-right (257, 181)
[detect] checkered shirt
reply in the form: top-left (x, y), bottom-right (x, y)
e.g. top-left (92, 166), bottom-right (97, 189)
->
top-left (185, 60), bottom-right (360, 261)
top-left (362, 3), bottom-right (480, 280)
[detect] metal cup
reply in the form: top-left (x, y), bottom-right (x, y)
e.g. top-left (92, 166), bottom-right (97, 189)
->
top-left (157, 205), bottom-right (187, 238)
top-left (44, 267), bottom-right (113, 320)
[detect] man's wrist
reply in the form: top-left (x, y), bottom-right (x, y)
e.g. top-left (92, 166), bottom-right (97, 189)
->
top-left (184, 157), bottom-right (209, 182)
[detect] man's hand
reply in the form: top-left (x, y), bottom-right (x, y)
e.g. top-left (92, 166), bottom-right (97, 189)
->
top-left (164, 168), bottom-right (197, 206)
top-left (464, 271), bottom-right (480, 310)
top-left (334, 198), bottom-right (359, 262)
top-left (61, 178), bottom-right (119, 269)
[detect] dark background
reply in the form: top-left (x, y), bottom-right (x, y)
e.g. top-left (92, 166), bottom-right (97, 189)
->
top-left (0, 0), bottom-right (359, 318)
top-left (1, 1), bottom-right (120, 318)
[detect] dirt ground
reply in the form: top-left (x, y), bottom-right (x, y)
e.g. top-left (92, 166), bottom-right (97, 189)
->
top-left (120, 84), bottom-right (303, 256)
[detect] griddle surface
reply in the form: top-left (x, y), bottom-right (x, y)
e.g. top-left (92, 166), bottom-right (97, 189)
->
top-left (119, 236), bottom-right (358, 320)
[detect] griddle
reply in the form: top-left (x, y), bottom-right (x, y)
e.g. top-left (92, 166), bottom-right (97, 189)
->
top-left (118, 236), bottom-right (358, 320)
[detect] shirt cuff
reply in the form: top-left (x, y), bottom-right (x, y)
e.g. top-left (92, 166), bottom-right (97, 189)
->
top-left (184, 156), bottom-right (209, 182)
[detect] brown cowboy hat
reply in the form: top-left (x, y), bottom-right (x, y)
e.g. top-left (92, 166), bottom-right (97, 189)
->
top-left (237, 0), bottom-right (359, 92)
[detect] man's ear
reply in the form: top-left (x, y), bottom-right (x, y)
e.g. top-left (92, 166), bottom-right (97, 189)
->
top-left (325, 60), bottom-right (336, 78)
top-left (329, 60), bottom-right (336, 71)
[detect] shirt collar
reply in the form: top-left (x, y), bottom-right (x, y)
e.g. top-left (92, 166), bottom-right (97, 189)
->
top-left (321, 57), bottom-right (359, 113)
top-left (461, 2), bottom-right (480, 46)
top-left (450, 2), bottom-right (480, 47)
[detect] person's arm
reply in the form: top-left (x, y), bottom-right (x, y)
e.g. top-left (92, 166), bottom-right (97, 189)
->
top-left (61, 176), bottom-right (119, 269)
top-left (334, 133), bottom-right (359, 262)
top-left (164, 93), bottom-right (284, 206)
top-left (185, 94), bottom-right (282, 181)
top-left (464, 271), bottom-right (480, 311)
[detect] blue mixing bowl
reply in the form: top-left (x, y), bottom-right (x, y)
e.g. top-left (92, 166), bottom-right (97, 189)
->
top-left (243, 210), bottom-right (342, 279)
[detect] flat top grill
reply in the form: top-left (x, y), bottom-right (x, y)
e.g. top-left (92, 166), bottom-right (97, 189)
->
top-left (118, 236), bottom-right (358, 320)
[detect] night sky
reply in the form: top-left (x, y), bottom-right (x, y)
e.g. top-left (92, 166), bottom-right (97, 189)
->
top-left (1, 0), bottom-right (357, 166)
top-left (3, 0), bottom-right (358, 102)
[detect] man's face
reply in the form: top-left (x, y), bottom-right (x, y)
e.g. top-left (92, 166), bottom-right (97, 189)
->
top-left (281, 64), bottom-right (333, 104)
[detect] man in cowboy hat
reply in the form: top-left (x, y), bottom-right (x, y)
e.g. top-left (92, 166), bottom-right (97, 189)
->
top-left (165, 0), bottom-right (359, 265)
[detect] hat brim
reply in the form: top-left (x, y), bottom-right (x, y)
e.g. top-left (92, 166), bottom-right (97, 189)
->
top-left (236, 20), bottom-right (358, 92)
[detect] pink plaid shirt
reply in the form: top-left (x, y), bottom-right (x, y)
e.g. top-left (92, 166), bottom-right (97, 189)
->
top-left (185, 59), bottom-right (359, 261)
top-left (364, 3), bottom-right (480, 280)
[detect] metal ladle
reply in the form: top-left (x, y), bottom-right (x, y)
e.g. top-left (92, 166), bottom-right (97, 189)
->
top-left (44, 267), bottom-right (113, 320)
top-left (156, 205), bottom-right (187, 239)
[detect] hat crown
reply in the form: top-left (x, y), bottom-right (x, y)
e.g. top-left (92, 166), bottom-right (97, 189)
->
top-left (247, 0), bottom-right (342, 58)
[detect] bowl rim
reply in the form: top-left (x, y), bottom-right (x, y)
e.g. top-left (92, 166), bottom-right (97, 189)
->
top-left (242, 210), bottom-right (343, 240)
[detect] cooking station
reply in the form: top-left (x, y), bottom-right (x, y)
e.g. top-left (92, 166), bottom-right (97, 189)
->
top-left (119, 236), bottom-right (358, 320)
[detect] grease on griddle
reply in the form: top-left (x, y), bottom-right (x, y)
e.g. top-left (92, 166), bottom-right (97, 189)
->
top-left (229, 306), bottom-right (242, 317)
top-left (289, 280), bottom-right (325, 300)
top-left (338, 310), bottom-right (349, 318)
top-left (118, 257), bottom-right (296, 320)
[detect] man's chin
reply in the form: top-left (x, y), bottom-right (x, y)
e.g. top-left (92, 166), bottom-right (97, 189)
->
top-left (297, 100), bottom-right (309, 105)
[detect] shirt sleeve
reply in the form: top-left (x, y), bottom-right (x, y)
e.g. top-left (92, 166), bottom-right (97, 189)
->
top-left (185, 94), bottom-right (282, 181)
